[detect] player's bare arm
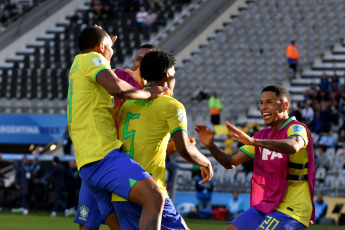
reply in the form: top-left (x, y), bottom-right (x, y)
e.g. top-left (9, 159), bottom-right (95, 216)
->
top-left (172, 130), bottom-right (213, 183)
top-left (226, 122), bottom-right (305, 154)
top-left (166, 137), bottom-right (195, 155)
top-left (252, 135), bottom-right (305, 155)
top-left (97, 69), bottom-right (151, 99)
top-left (195, 124), bottom-right (251, 169)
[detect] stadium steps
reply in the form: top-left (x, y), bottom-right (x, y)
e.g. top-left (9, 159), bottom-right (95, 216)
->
top-left (286, 42), bottom-right (345, 103)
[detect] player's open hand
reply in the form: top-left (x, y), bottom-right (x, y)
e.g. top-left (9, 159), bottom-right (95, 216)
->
top-left (198, 164), bottom-right (213, 184)
top-left (195, 124), bottom-right (214, 148)
top-left (145, 86), bottom-right (171, 99)
top-left (226, 122), bottom-right (254, 145)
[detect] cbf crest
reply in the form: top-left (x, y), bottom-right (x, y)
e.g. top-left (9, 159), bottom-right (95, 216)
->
top-left (79, 206), bottom-right (89, 220)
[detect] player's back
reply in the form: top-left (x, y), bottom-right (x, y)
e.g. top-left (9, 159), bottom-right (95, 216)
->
top-left (118, 95), bottom-right (187, 198)
top-left (68, 52), bottom-right (122, 170)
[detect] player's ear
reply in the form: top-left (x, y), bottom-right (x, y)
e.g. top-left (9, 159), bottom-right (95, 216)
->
top-left (97, 41), bottom-right (105, 53)
top-left (283, 101), bottom-right (289, 112)
top-left (163, 72), bottom-right (169, 82)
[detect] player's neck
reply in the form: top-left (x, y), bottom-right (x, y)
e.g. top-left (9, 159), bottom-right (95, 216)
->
top-left (271, 116), bottom-right (290, 130)
top-left (147, 80), bottom-right (166, 88)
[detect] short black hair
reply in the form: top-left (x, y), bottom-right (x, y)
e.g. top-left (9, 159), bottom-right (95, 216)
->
top-left (78, 26), bottom-right (109, 52)
top-left (53, 156), bottom-right (60, 163)
top-left (140, 50), bottom-right (175, 82)
top-left (137, 44), bottom-right (159, 51)
top-left (262, 85), bottom-right (291, 104)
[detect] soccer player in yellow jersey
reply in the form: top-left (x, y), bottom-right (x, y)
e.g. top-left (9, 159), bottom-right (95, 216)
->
top-left (67, 26), bottom-right (169, 230)
top-left (195, 85), bottom-right (315, 230)
top-left (112, 49), bottom-right (213, 229)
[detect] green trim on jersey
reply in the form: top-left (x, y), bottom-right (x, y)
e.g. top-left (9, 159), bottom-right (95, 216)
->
top-left (170, 127), bottom-right (187, 136)
top-left (279, 116), bottom-right (296, 130)
top-left (240, 146), bottom-right (254, 159)
top-left (94, 67), bottom-right (110, 82)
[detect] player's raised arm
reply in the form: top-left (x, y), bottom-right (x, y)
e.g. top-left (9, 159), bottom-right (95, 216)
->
top-left (172, 130), bottom-right (213, 183)
top-left (195, 124), bottom-right (251, 169)
top-left (226, 121), bottom-right (305, 154)
top-left (97, 70), bottom-right (169, 100)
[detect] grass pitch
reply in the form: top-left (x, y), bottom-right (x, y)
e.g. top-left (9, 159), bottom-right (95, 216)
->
top-left (0, 212), bottom-right (343, 229)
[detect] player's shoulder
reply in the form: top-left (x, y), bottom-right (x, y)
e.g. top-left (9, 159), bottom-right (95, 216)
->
top-left (81, 52), bottom-right (108, 66)
top-left (114, 68), bottom-right (131, 80)
top-left (287, 123), bottom-right (307, 134)
top-left (159, 95), bottom-right (184, 106)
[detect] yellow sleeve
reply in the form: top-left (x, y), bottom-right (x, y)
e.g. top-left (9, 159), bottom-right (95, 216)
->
top-left (165, 99), bottom-right (188, 136)
top-left (287, 124), bottom-right (308, 148)
top-left (85, 53), bottom-right (111, 82)
top-left (240, 145), bottom-right (255, 159)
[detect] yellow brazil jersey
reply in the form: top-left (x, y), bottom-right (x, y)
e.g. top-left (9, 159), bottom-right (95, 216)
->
top-left (240, 117), bottom-right (312, 227)
top-left (67, 52), bottom-right (122, 170)
top-left (112, 95), bottom-right (187, 202)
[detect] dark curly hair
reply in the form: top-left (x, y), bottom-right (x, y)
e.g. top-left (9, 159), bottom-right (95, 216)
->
top-left (140, 50), bottom-right (175, 82)
top-left (137, 44), bottom-right (159, 51)
top-left (78, 26), bottom-right (109, 52)
top-left (262, 85), bottom-right (291, 104)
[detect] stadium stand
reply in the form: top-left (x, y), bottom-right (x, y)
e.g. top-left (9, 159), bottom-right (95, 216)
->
top-left (1, 0), bottom-right (345, 223)
top-left (0, 0), bottom-right (47, 32)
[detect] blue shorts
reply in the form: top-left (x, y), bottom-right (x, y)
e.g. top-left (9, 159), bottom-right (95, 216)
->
top-left (231, 207), bottom-right (306, 230)
top-left (79, 149), bottom-right (151, 219)
top-left (113, 198), bottom-right (188, 230)
top-left (73, 182), bottom-right (108, 228)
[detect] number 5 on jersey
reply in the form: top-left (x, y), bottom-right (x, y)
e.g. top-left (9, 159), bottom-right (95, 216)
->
top-left (123, 112), bottom-right (140, 158)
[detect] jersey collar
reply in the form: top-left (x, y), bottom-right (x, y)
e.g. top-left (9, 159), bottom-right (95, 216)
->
top-left (278, 116), bottom-right (296, 130)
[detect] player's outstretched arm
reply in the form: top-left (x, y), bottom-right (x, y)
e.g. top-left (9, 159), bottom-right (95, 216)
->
top-left (226, 122), bottom-right (305, 154)
top-left (172, 131), bottom-right (213, 183)
top-left (195, 124), bottom-right (251, 169)
top-left (97, 69), bottom-right (151, 99)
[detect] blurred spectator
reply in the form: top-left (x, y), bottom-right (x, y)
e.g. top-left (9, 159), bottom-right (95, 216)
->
top-left (330, 105), bottom-right (339, 127)
top-left (15, 155), bottom-right (31, 215)
top-left (336, 146), bottom-right (345, 169)
top-left (312, 109), bottom-right (322, 133)
top-left (31, 157), bottom-right (45, 211)
top-left (301, 101), bottom-right (314, 128)
top-left (320, 100), bottom-right (332, 132)
top-left (226, 191), bottom-right (245, 220)
top-left (194, 169), bottom-right (213, 211)
top-left (319, 74), bottom-right (329, 92)
top-left (303, 83), bottom-right (317, 102)
top-left (289, 104), bottom-right (302, 122)
top-left (318, 89), bottom-right (330, 103)
top-left (315, 146), bottom-right (330, 171)
top-left (329, 81), bottom-right (342, 103)
top-left (191, 84), bottom-right (210, 101)
top-left (100, 4), bottom-right (112, 23)
top-left (286, 40), bottom-right (299, 78)
top-left (208, 92), bottom-right (223, 125)
top-left (0, 1), bottom-right (17, 26)
top-left (69, 10), bottom-right (83, 33)
top-left (136, 6), bottom-right (148, 31)
top-left (318, 130), bottom-right (337, 148)
top-left (329, 75), bottom-right (341, 89)
top-left (50, 156), bottom-right (68, 217)
top-left (145, 8), bottom-right (157, 31)
top-left (337, 129), bottom-right (345, 147)
top-left (65, 160), bottom-right (80, 216)
top-left (63, 127), bottom-right (73, 155)
top-left (314, 192), bottom-right (328, 224)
